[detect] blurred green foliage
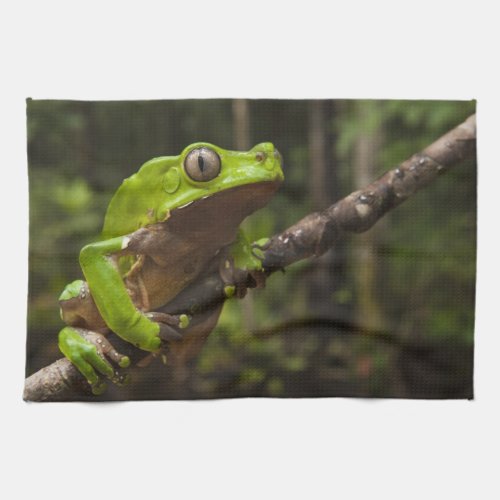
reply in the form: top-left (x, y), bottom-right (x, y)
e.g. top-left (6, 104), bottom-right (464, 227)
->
top-left (26, 99), bottom-right (476, 399)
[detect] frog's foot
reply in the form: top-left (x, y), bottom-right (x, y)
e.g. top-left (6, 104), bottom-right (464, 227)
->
top-left (145, 311), bottom-right (190, 344)
top-left (58, 326), bottom-right (130, 395)
top-left (218, 258), bottom-right (246, 299)
top-left (251, 237), bottom-right (271, 255)
top-left (219, 257), bottom-right (267, 299)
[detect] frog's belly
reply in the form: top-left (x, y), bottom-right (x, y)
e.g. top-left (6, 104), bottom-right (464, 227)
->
top-left (126, 253), bottom-right (209, 312)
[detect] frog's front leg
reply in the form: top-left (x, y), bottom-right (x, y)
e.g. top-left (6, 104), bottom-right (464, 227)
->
top-left (59, 327), bottom-right (131, 395)
top-left (79, 235), bottom-right (164, 351)
top-left (221, 229), bottom-right (267, 298)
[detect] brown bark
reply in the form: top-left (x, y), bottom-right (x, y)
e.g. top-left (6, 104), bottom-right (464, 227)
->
top-left (24, 114), bottom-right (476, 402)
top-left (24, 358), bottom-right (93, 402)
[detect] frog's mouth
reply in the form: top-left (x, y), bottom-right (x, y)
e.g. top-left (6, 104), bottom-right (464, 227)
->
top-left (167, 180), bottom-right (281, 235)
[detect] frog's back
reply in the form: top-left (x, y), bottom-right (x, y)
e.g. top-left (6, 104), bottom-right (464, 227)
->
top-left (102, 156), bottom-right (176, 239)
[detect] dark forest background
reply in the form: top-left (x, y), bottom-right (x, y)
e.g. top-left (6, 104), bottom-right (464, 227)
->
top-left (26, 99), bottom-right (476, 399)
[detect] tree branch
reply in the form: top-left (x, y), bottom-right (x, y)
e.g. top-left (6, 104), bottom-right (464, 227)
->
top-left (23, 114), bottom-right (476, 402)
top-left (262, 113), bottom-right (476, 270)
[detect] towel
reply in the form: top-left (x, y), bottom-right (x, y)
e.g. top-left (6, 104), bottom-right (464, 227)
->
top-left (24, 98), bottom-right (476, 401)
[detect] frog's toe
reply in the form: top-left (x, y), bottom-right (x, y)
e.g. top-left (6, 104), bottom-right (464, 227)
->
top-left (71, 353), bottom-right (99, 384)
top-left (90, 380), bottom-right (107, 395)
top-left (142, 335), bottom-right (162, 351)
top-left (157, 323), bottom-right (183, 343)
top-left (82, 331), bottom-right (130, 369)
top-left (81, 338), bottom-right (132, 386)
top-left (81, 342), bottom-right (114, 379)
top-left (146, 311), bottom-right (189, 329)
top-left (252, 237), bottom-right (271, 252)
top-left (178, 314), bottom-right (190, 329)
top-left (81, 346), bottom-right (129, 390)
top-left (69, 352), bottom-right (107, 394)
top-left (145, 311), bottom-right (189, 343)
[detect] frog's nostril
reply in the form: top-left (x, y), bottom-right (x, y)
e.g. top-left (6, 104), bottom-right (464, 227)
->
top-left (255, 152), bottom-right (266, 162)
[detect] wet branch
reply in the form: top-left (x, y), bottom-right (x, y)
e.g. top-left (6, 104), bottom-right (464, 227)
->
top-left (23, 114), bottom-right (476, 402)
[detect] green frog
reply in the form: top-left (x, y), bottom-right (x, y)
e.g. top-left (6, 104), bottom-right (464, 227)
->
top-left (57, 142), bottom-right (284, 394)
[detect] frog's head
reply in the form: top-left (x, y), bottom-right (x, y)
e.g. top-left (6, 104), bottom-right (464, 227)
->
top-left (161, 141), bottom-right (284, 217)
top-left (177, 141), bottom-right (284, 197)
top-left (103, 142), bottom-right (284, 239)
top-left (163, 141), bottom-right (285, 229)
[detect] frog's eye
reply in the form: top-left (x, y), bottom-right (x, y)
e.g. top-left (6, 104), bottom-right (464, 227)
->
top-left (184, 147), bottom-right (221, 182)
